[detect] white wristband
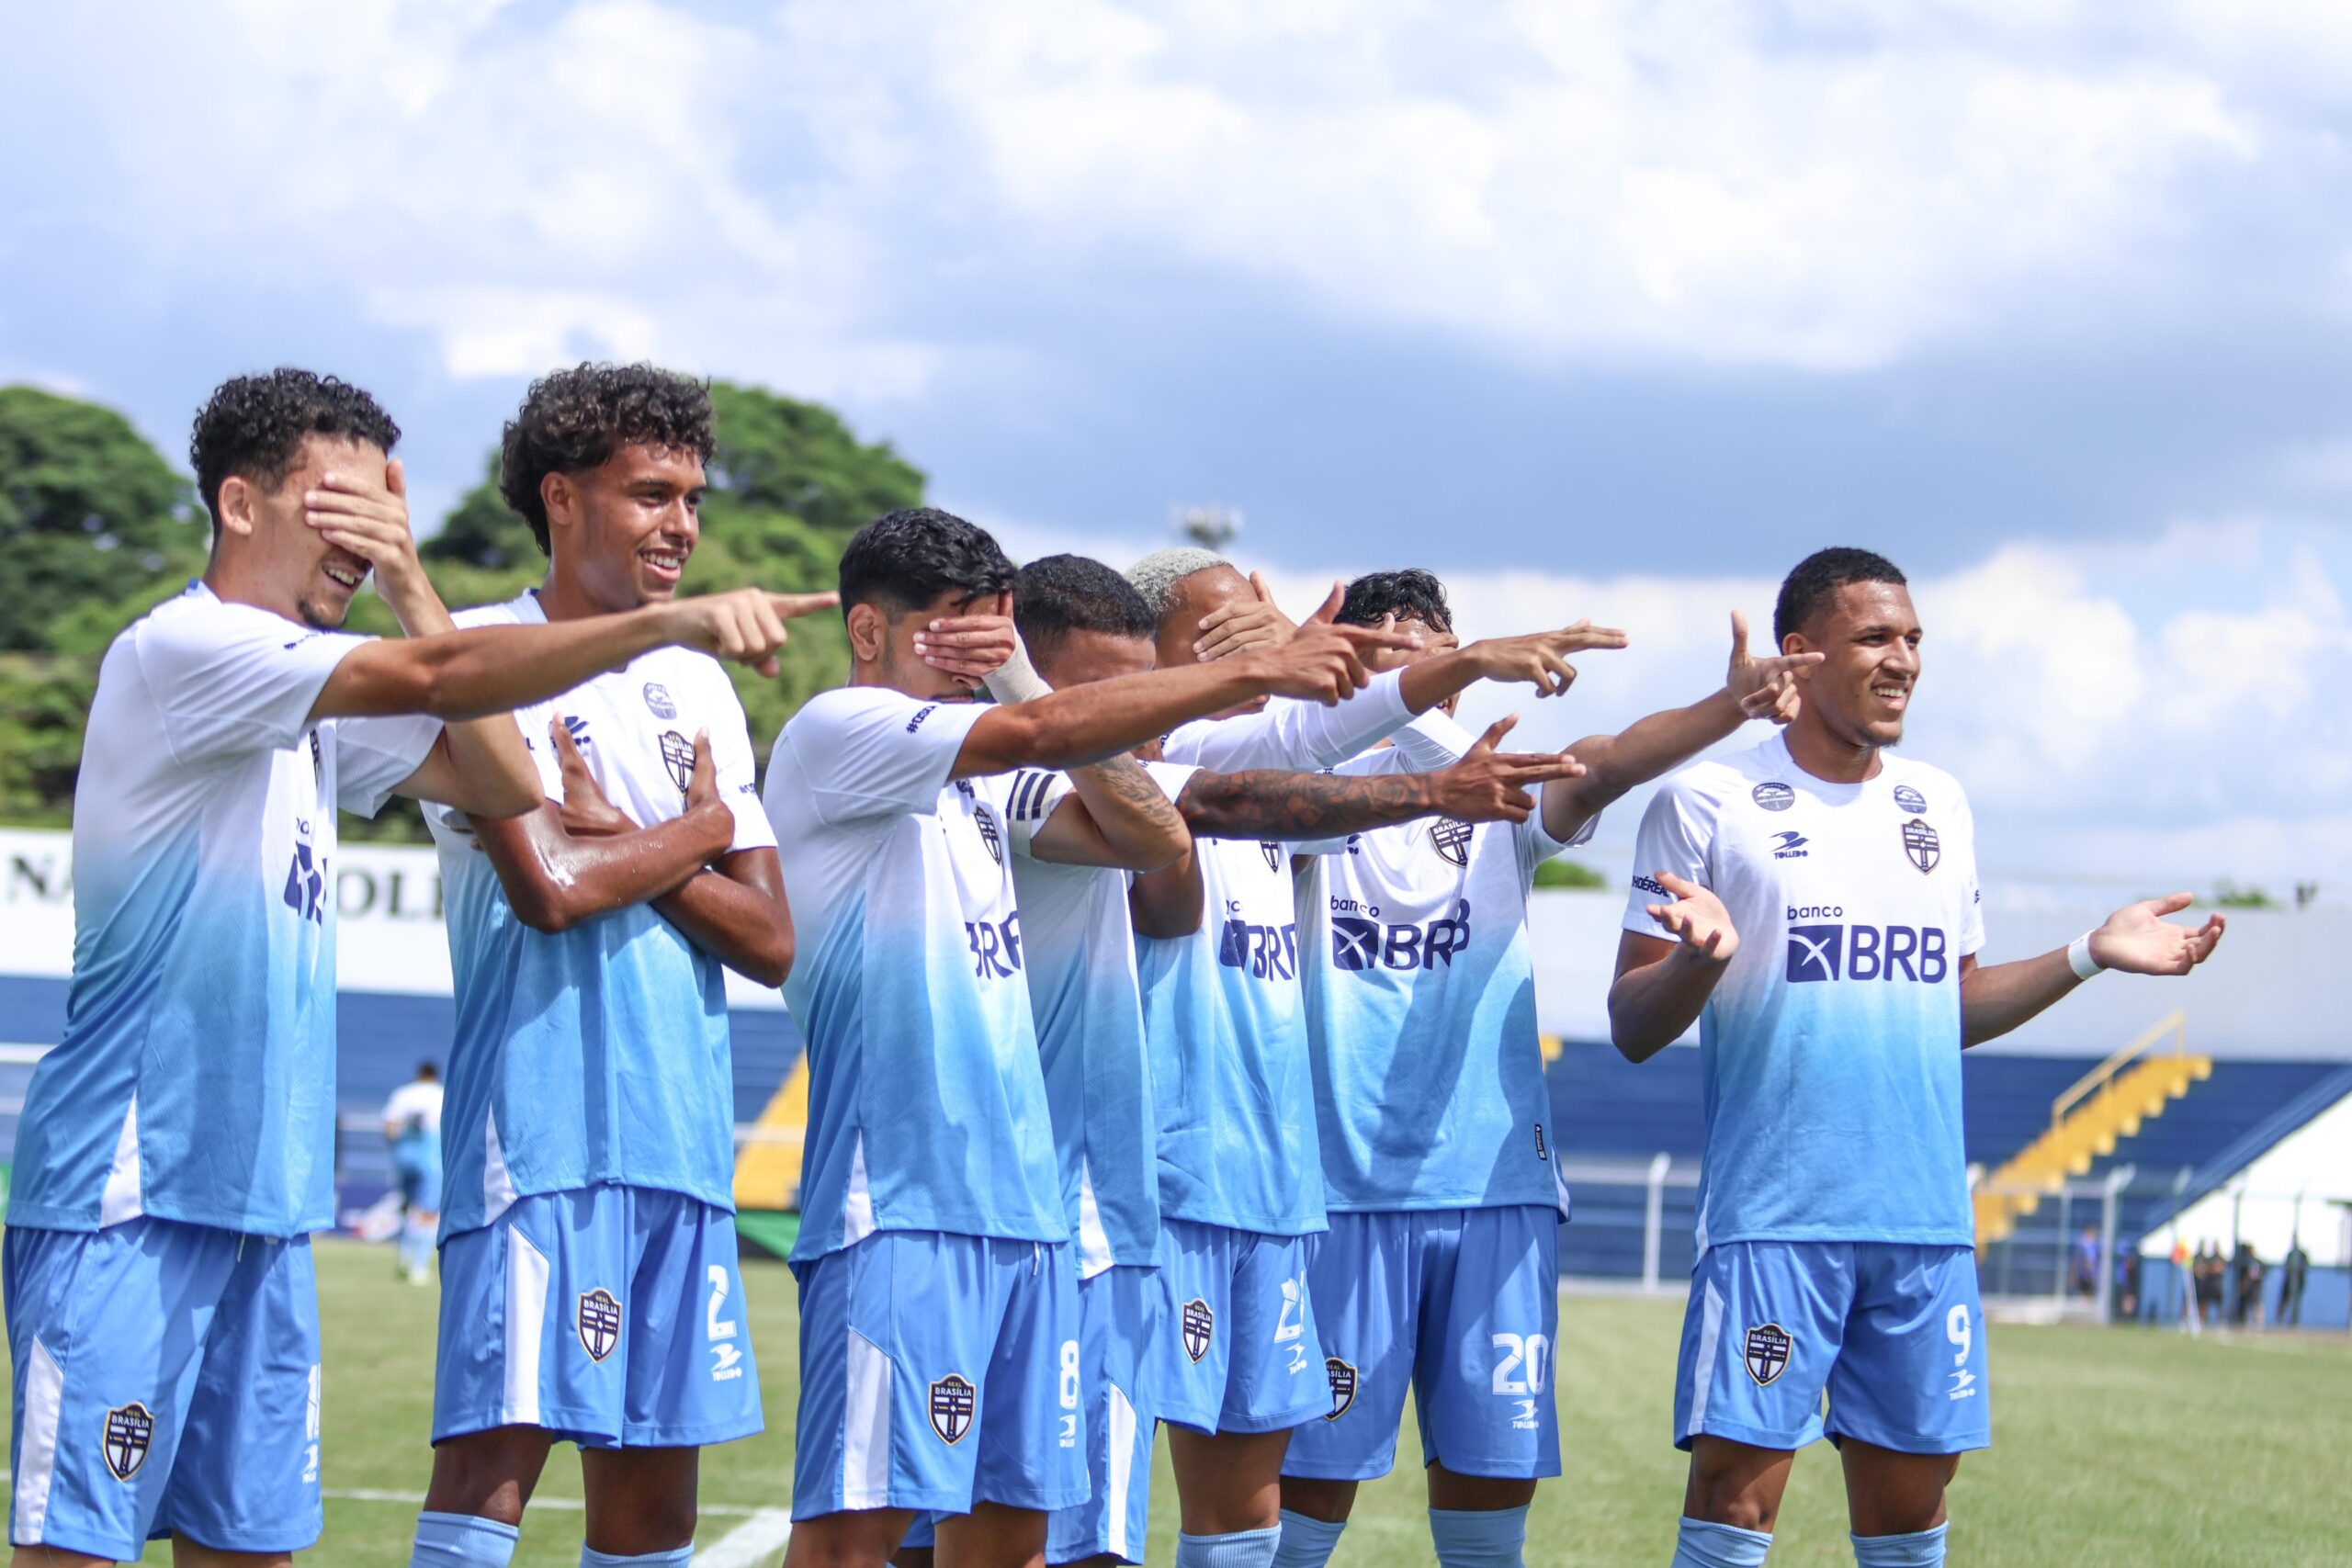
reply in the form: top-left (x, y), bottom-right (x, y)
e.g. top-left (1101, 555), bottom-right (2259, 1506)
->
top-left (2066, 932), bottom-right (2104, 981)
top-left (981, 630), bottom-right (1054, 705)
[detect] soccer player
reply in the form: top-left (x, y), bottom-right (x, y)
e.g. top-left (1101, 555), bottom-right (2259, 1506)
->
top-left (402, 367), bottom-right (837, 1568)
top-left (769, 512), bottom-right (1404, 1568)
top-left (1121, 549), bottom-right (1630, 1568)
top-left (1273, 570), bottom-right (1813, 1568)
top-left (383, 1062), bottom-right (447, 1285)
top-left (885, 557), bottom-right (1582, 1568)
top-left (3, 368), bottom-right (810, 1568)
top-left (1611, 547), bottom-right (2225, 1568)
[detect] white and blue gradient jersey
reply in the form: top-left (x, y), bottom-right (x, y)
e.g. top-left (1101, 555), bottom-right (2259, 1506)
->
top-left (1623, 732), bottom-right (1984, 1251)
top-left (1003, 760), bottom-right (1200, 1280)
top-left (768, 687), bottom-right (1068, 1262)
top-left (9, 584), bottom-right (437, 1238)
top-left (425, 591), bottom-right (773, 1236)
top-left (382, 1079), bottom-right (445, 1163)
top-left (1295, 716), bottom-right (1594, 1216)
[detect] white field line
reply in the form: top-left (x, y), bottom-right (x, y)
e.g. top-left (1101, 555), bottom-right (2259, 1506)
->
top-left (698, 1506), bottom-right (796, 1568)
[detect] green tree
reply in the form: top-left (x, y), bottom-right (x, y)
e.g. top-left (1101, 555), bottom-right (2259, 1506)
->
top-left (1532, 858), bottom-right (1608, 890)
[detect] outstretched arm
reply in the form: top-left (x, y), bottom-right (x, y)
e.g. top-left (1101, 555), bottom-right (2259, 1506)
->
top-left (1960, 894), bottom-right (2225, 1047)
top-left (1177, 716), bottom-right (1582, 841)
top-left (1544, 613), bottom-right (1815, 843)
top-left (1608, 874), bottom-right (1737, 1062)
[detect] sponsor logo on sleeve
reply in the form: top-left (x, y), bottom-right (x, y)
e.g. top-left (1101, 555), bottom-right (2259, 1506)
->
top-left (102, 1403), bottom-right (154, 1481)
top-left (1182, 1298), bottom-right (1216, 1362)
top-left (1893, 784), bottom-right (1927, 815)
top-left (1323, 1358), bottom-right (1358, 1420)
top-left (1752, 782), bottom-right (1795, 812)
top-left (642, 681), bottom-right (677, 719)
top-left (906, 705), bottom-right (937, 734)
top-left (1902, 818), bottom-right (1940, 874)
top-left (928, 1374), bottom-right (976, 1443)
top-left (1631, 873), bottom-right (1669, 897)
top-left (1743, 1324), bottom-right (1792, 1386)
top-left (1430, 818), bottom-right (1475, 867)
top-left (577, 1288), bottom-right (623, 1362)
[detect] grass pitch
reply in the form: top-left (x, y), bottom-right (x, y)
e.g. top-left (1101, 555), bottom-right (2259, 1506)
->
top-left (13, 1238), bottom-right (2347, 1565)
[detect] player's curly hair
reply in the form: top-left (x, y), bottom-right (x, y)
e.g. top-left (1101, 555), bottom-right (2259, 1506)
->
top-left (1013, 555), bottom-right (1158, 660)
top-left (499, 363), bottom-right (716, 556)
top-left (1337, 568), bottom-right (1453, 634)
top-left (838, 507), bottom-right (1015, 616)
top-left (189, 369), bottom-right (400, 536)
top-left (1773, 547), bottom-right (1908, 647)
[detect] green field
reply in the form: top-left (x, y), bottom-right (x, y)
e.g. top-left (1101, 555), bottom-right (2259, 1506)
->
top-left (16, 1238), bottom-right (2348, 1565)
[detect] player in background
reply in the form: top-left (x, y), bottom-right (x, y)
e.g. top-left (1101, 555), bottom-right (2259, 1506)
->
top-left (1611, 548), bottom-right (2225, 1568)
top-left (1273, 570), bottom-right (1813, 1568)
top-left (770, 512), bottom-right (1408, 1568)
top-left (1120, 549), bottom-right (1629, 1568)
top-left (403, 367), bottom-right (836, 1568)
top-left (383, 1062), bottom-right (447, 1285)
top-left (886, 556), bottom-right (1582, 1568)
top-left (4, 368), bottom-right (807, 1568)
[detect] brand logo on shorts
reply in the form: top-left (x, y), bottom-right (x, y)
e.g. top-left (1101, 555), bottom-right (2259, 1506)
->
top-left (1743, 1324), bottom-right (1792, 1386)
top-left (975, 806), bottom-right (1002, 865)
top-left (102, 1403), bottom-right (153, 1481)
top-left (1323, 1358), bottom-right (1357, 1420)
top-left (578, 1288), bottom-right (623, 1363)
top-left (1752, 782), bottom-right (1795, 812)
top-left (929, 1374), bottom-right (976, 1444)
top-left (1902, 818), bottom-right (1940, 874)
top-left (1430, 818), bottom-right (1474, 867)
top-left (1260, 841), bottom-right (1283, 873)
top-left (1182, 1298), bottom-right (1216, 1363)
top-left (1534, 1123), bottom-right (1549, 1161)
top-left (659, 729), bottom-right (695, 795)
top-left (1893, 784), bottom-right (1927, 815)
top-left (643, 681), bottom-right (677, 719)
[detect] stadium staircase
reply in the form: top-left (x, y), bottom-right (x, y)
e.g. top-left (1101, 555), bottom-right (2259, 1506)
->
top-left (1971, 1011), bottom-right (2210, 1246)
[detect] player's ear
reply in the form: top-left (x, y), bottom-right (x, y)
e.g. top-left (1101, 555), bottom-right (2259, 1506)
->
top-left (540, 471), bottom-right (578, 536)
top-left (1781, 628), bottom-right (1817, 675)
top-left (215, 476), bottom-right (257, 539)
top-left (844, 601), bottom-right (889, 662)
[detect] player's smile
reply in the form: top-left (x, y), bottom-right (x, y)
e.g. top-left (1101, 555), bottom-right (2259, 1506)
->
top-left (637, 537), bottom-right (689, 589)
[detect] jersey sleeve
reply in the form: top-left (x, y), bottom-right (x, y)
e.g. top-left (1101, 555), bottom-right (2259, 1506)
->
top-left (784, 689), bottom-right (988, 823)
top-left (1001, 768), bottom-right (1079, 858)
top-left (1621, 774), bottom-right (1717, 941)
top-left (333, 713), bottom-right (445, 819)
top-left (135, 602), bottom-right (370, 767)
top-left (1390, 705), bottom-right (1476, 770)
top-left (1161, 668), bottom-right (1410, 772)
top-left (707, 673), bottom-right (778, 853)
top-left (1519, 797), bottom-right (1600, 874)
top-left (1953, 781), bottom-right (1985, 958)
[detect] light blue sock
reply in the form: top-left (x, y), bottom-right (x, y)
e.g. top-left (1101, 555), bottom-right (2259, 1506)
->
top-left (399, 1218), bottom-right (424, 1273)
top-left (410, 1512), bottom-right (520, 1568)
top-left (1851, 1523), bottom-right (1946, 1567)
top-left (581, 1549), bottom-right (693, 1568)
top-left (1430, 1505), bottom-right (1529, 1568)
top-left (1271, 1508), bottom-right (1346, 1568)
top-left (1672, 1516), bottom-right (1771, 1567)
top-left (1176, 1525), bottom-right (1283, 1568)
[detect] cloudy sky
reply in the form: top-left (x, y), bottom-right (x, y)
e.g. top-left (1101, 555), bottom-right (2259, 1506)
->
top-left (3, 1), bottom-right (2346, 901)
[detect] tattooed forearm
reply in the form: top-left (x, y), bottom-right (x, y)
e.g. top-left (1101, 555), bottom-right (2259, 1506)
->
top-left (1176, 768), bottom-right (1440, 841)
top-left (1074, 753), bottom-right (1188, 840)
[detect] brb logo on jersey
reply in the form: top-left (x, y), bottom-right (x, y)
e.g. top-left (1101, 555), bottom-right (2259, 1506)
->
top-left (1785, 908), bottom-right (1950, 984)
top-left (1330, 899), bottom-right (1472, 973)
top-left (1219, 918), bottom-right (1298, 979)
top-left (282, 831), bottom-right (326, 925)
top-left (965, 911), bottom-right (1023, 978)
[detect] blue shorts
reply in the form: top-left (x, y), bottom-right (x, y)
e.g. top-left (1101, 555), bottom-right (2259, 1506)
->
top-left (433, 1184), bottom-right (762, 1449)
top-left (5, 1218), bottom-right (322, 1560)
top-left (394, 1152), bottom-right (444, 1215)
top-left (790, 1230), bottom-right (1086, 1521)
top-left (1675, 1241), bottom-right (1990, 1455)
top-left (1047, 1263), bottom-right (1159, 1564)
top-left (1152, 1218), bottom-right (1325, 1436)
top-left (1283, 1206), bottom-right (1561, 1483)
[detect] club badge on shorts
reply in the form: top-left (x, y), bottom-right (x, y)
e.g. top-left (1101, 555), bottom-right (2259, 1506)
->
top-left (929, 1374), bottom-right (976, 1444)
top-left (102, 1402), bottom-right (154, 1481)
top-left (1323, 1358), bottom-right (1358, 1420)
top-left (578, 1288), bottom-right (623, 1363)
top-left (1743, 1324), bottom-right (1792, 1386)
top-left (1901, 818), bottom-right (1940, 874)
top-left (1182, 1298), bottom-right (1216, 1363)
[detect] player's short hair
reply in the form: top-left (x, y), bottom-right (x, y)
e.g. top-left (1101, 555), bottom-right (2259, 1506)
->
top-left (416, 1061), bottom-right (438, 1082)
top-left (1336, 568), bottom-right (1453, 634)
top-left (499, 363), bottom-right (716, 557)
top-left (1125, 547), bottom-right (1231, 618)
top-left (1774, 547), bottom-right (1909, 646)
top-left (1013, 555), bottom-right (1157, 661)
top-left (838, 507), bottom-right (1015, 616)
top-left (190, 369), bottom-right (400, 536)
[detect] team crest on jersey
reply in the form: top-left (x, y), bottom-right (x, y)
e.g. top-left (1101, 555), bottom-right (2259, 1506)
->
top-left (1260, 841), bottom-right (1283, 872)
top-left (975, 807), bottom-right (1003, 865)
top-left (577, 1288), bottom-right (623, 1362)
top-left (659, 729), bottom-right (695, 795)
top-left (1323, 1358), bottom-right (1358, 1420)
top-left (1743, 1324), bottom-right (1792, 1386)
top-left (929, 1374), bottom-right (976, 1444)
top-left (101, 1402), bottom-right (153, 1481)
top-left (1182, 1298), bottom-right (1216, 1362)
top-left (1752, 781), bottom-right (1795, 812)
top-left (1893, 784), bottom-right (1927, 815)
top-left (1901, 818), bottom-right (1940, 874)
top-left (642, 681), bottom-right (677, 719)
top-left (1430, 818), bottom-right (1475, 867)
